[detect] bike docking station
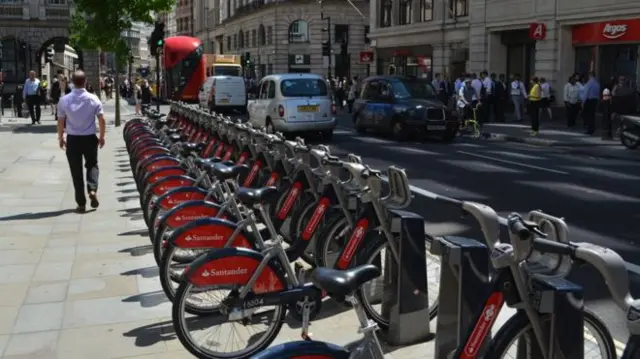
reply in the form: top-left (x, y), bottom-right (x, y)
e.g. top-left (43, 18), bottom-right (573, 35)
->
top-left (378, 167), bottom-right (435, 346)
top-left (430, 207), bottom-right (585, 359)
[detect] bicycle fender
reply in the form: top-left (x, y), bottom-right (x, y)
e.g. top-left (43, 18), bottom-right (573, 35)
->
top-left (252, 340), bottom-right (350, 359)
top-left (141, 156), bottom-right (181, 173)
top-left (135, 146), bottom-right (170, 162)
top-left (158, 200), bottom-right (221, 229)
top-left (143, 166), bottom-right (188, 187)
top-left (154, 186), bottom-right (208, 209)
top-left (135, 153), bottom-right (173, 174)
top-left (182, 247), bottom-right (286, 293)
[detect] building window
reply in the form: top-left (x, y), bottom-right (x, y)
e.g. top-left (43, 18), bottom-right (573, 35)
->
top-left (258, 24), bottom-right (266, 46)
top-left (47, 0), bottom-right (66, 4)
top-left (245, 32), bottom-right (249, 48)
top-left (334, 24), bottom-right (349, 44)
top-left (233, 34), bottom-right (237, 49)
top-left (238, 30), bottom-right (244, 48)
top-left (252, 29), bottom-right (257, 47)
top-left (399, 0), bottom-right (412, 25)
top-left (267, 26), bottom-right (273, 45)
top-left (227, 36), bottom-right (232, 51)
top-left (288, 20), bottom-right (310, 43)
top-left (364, 25), bottom-right (370, 44)
top-left (420, 0), bottom-right (432, 21)
top-left (227, 0), bottom-right (231, 18)
top-left (380, 0), bottom-right (392, 28)
top-left (449, 0), bottom-right (468, 17)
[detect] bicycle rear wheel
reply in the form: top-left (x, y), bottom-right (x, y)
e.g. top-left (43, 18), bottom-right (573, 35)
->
top-left (486, 309), bottom-right (616, 359)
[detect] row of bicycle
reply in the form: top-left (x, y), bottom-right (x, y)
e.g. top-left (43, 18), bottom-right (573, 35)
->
top-left (122, 102), bottom-right (640, 359)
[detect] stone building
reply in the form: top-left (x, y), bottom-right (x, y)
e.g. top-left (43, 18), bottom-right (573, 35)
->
top-left (0, 0), bottom-right (100, 97)
top-left (200, 0), bottom-right (372, 79)
top-left (368, 0), bottom-right (640, 94)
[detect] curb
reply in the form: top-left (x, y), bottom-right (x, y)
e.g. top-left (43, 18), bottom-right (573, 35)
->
top-left (482, 132), bottom-right (640, 162)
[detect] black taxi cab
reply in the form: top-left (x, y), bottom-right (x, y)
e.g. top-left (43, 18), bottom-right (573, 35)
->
top-left (352, 76), bottom-right (458, 141)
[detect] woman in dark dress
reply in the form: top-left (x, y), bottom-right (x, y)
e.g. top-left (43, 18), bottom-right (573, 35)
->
top-left (51, 77), bottom-right (62, 115)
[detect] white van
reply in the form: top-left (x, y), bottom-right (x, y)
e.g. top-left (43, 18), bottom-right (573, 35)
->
top-left (198, 76), bottom-right (247, 114)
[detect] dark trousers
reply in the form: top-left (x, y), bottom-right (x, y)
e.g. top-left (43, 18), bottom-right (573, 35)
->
top-left (583, 99), bottom-right (598, 134)
top-left (566, 102), bottom-right (580, 127)
top-left (600, 101), bottom-right (613, 138)
top-left (26, 95), bottom-right (41, 123)
top-left (529, 101), bottom-right (540, 131)
top-left (347, 99), bottom-right (354, 113)
top-left (493, 99), bottom-right (505, 122)
top-left (66, 135), bottom-right (99, 207)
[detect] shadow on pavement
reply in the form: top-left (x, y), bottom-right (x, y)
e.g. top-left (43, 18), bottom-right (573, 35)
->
top-left (117, 195), bottom-right (140, 202)
top-left (0, 208), bottom-right (76, 221)
top-left (11, 124), bottom-right (58, 134)
top-left (122, 290), bottom-right (168, 308)
top-left (117, 188), bottom-right (138, 194)
top-left (285, 299), bottom-right (350, 329)
top-left (122, 319), bottom-right (175, 347)
top-left (116, 181), bottom-right (135, 187)
top-left (118, 229), bottom-right (148, 236)
top-left (119, 244), bottom-right (153, 257)
top-left (121, 266), bottom-right (158, 278)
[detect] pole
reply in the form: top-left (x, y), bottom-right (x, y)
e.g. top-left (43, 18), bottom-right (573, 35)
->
top-left (327, 16), bottom-right (332, 79)
top-left (155, 51), bottom-right (160, 111)
top-left (114, 57), bottom-right (121, 127)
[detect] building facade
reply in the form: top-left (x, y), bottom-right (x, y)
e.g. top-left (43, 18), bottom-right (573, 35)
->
top-left (369, 0), bottom-right (640, 95)
top-left (204, 0), bottom-right (371, 79)
top-left (0, 0), bottom-right (101, 96)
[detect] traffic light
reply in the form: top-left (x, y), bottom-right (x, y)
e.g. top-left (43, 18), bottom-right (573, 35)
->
top-left (149, 21), bottom-right (165, 56)
top-left (44, 48), bottom-right (54, 64)
top-left (245, 52), bottom-right (251, 66)
top-left (322, 41), bottom-right (331, 56)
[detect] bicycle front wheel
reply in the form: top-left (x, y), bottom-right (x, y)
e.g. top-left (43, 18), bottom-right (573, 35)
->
top-left (486, 309), bottom-right (616, 359)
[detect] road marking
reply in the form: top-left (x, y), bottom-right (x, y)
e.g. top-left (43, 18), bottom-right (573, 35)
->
top-left (382, 175), bottom-right (640, 275)
top-left (458, 150), bottom-right (571, 175)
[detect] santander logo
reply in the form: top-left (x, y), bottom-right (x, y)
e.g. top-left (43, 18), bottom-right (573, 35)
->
top-left (603, 23), bottom-right (628, 39)
top-left (201, 267), bottom-right (248, 277)
top-left (185, 233), bottom-right (224, 241)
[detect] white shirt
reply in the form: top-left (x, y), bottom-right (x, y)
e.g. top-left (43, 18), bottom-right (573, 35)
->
top-left (471, 79), bottom-right (483, 98)
top-left (57, 89), bottom-right (103, 136)
top-left (563, 83), bottom-right (580, 104)
top-left (541, 82), bottom-right (551, 99)
top-left (510, 80), bottom-right (527, 98)
top-left (482, 77), bottom-right (493, 95)
top-left (431, 79), bottom-right (442, 93)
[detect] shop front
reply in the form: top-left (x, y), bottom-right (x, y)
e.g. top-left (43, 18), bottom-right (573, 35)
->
top-left (375, 45), bottom-right (432, 79)
top-left (572, 19), bottom-right (640, 87)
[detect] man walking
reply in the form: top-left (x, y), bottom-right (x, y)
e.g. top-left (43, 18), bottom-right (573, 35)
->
top-left (57, 70), bottom-right (106, 213)
top-left (23, 71), bottom-right (42, 124)
top-left (580, 71), bottom-right (600, 135)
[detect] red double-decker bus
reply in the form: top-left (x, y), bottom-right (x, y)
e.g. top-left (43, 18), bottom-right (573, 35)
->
top-left (162, 36), bottom-right (206, 103)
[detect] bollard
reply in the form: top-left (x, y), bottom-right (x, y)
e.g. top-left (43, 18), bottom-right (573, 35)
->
top-left (430, 236), bottom-right (490, 359)
top-left (380, 210), bottom-right (435, 346)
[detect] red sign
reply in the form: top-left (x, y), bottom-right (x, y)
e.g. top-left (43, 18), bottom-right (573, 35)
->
top-left (360, 51), bottom-right (374, 63)
top-left (529, 23), bottom-right (547, 40)
top-left (573, 19), bottom-right (640, 44)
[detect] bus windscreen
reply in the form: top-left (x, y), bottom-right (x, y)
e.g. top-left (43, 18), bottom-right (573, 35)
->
top-left (214, 66), bottom-right (242, 77)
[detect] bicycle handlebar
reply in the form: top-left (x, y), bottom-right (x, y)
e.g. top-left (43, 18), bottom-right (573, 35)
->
top-left (433, 197), bottom-right (501, 252)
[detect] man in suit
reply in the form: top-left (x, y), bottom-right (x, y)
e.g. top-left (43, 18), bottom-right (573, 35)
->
top-left (492, 73), bottom-right (507, 122)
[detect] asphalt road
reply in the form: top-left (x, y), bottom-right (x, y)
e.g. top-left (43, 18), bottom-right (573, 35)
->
top-left (325, 111), bottom-right (640, 343)
top-left (175, 104), bottom-right (640, 343)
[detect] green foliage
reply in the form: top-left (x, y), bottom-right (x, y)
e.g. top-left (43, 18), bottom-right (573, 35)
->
top-left (70, 0), bottom-right (175, 63)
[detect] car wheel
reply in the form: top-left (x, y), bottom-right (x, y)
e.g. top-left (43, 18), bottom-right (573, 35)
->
top-left (321, 130), bottom-right (334, 142)
top-left (354, 112), bottom-right (366, 134)
top-left (390, 120), bottom-right (406, 140)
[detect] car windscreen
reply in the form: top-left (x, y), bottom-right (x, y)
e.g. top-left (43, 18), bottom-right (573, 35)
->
top-left (280, 78), bottom-right (328, 97)
top-left (391, 79), bottom-right (437, 100)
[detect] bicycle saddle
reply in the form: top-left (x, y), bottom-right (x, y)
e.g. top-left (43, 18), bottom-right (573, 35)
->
top-left (210, 163), bottom-right (248, 180)
top-left (166, 128), bottom-right (180, 135)
top-left (181, 142), bottom-right (205, 156)
top-left (168, 133), bottom-right (183, 143)
top-left (235, 187), bottom-right (279, 206)
top-left (310, 265), bottom-right (381, 297)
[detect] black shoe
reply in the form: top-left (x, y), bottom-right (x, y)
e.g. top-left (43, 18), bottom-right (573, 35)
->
top-left (76, 205), bottom-right (86, 213)
top-left (89, 191), bottom-right (99, 208)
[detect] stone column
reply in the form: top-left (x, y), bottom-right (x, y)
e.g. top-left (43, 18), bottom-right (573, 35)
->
top-left (391, 0), bottom-right (399, 26)
top-left (82, 50), bottom-right (101, 100)
top-left (432, 45), bottom-right (451, 76)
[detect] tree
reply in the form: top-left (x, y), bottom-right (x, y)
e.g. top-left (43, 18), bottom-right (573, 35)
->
top-left (70, 0), bottom-right (175, 126)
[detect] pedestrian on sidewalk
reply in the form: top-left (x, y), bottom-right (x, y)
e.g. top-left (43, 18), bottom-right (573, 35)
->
top-left (51, 76), bottom-right (61, 116)
top-left (347, 76), bottom-right (359, 114)
top-left (56, 70), bottom-right (106, 213)
top-left (493, 74), bottom-right (507, 122)
top-left (580, 71), bottom-right (600, 135)
top-left (563, 76), bottom-right (581, 128)
top-left (510, 74), bottom-right (527, 122)
top-left (23, 71), bottom-right (42, 124)
top-left (610, 75), bottom-right (636, 139)
top-left (539, 78), bottom-right (553, 120)
top-left (528, 76), bottom-right (542, 136)
top-left (134, 81), bottom-right (142, 116)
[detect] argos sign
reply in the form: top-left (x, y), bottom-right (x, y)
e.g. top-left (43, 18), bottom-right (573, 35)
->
top-left (573, 19), bottom-right (640, 44)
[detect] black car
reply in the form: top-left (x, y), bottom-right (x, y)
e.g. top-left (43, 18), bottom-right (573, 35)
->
top-left (352, 76), bottom-right (458, 141)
